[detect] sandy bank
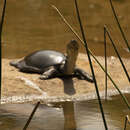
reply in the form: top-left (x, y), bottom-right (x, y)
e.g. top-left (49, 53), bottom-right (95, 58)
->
top-left (1, 54), bottom-right (130, 104)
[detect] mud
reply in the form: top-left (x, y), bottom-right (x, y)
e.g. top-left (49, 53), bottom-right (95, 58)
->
top-left (2, 54), bottom-right (130, 104)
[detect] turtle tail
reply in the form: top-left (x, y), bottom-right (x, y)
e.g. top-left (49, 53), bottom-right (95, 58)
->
top-left (9, 61), bottom-right (19, 68)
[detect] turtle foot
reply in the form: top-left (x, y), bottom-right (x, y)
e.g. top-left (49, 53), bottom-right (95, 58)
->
top-left (39, 67), bottom-right (58, 80)
top-left (74, 68), bottom-right (94, 83)
top-left (78, 74), bottom-right (94, 83)
top-left (39, 75), bottom-right (50, 80)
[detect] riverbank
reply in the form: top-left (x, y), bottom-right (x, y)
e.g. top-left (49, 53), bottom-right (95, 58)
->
top-left (1, 54), bottom-right (130, 104)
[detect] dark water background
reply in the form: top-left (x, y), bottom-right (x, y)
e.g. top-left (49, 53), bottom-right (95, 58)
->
top-left (0, 0), bottom-right (130, 129)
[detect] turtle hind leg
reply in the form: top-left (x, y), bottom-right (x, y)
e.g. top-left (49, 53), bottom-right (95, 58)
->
top-left (13, 60), bottom-right (43, 74)
top-left (40, 67), bottom-right (60, 80)
top-left (74, 68), bottom-right (94, 83)
top-left (19, 64), bottom-right (42, 74)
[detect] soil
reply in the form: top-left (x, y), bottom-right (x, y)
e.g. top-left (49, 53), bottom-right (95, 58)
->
top-left (1, 53), bottom-right (130, 104)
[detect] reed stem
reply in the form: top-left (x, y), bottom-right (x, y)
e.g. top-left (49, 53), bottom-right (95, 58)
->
top-left (109, 0), bottom-right (130, 52)
top-left (23, 102), bottom-right (40, 130)
top-left (104, 26), bottom-right (108, 100)
top-left (124, 115), bottom-right (130, 130)
top-left (0, 0), bottom-right (6, 100)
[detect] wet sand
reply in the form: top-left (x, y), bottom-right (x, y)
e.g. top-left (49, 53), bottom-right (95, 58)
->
top-left (1, 54), bottom-right (130, 104)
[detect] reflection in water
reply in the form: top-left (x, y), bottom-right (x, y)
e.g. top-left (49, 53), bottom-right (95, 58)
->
top-left (0, 94), bottom-right (130, 130)
top-left (62, 102), bottom-right (76, 130)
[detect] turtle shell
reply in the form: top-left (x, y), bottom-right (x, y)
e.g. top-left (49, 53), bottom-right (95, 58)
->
top-left (24, 50), bottom-right (66, 69)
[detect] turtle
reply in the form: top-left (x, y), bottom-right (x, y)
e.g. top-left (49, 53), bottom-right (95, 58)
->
top-left (10, 48), bottom-right (93, 83)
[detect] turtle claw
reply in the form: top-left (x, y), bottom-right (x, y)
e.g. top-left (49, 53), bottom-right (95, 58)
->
top-left (39, 75), bottom-right (50, 80)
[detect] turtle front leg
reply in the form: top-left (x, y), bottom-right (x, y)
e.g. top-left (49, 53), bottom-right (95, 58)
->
top-left (74, 68), bottom-right (94, 83)
top-left (40, 67), bottom-right (59, 80)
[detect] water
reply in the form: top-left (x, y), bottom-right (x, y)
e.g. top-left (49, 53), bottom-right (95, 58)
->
top-left (0, 94), bottom-right (130, 130)
top-left (1, 0), bottom-right (130, 58)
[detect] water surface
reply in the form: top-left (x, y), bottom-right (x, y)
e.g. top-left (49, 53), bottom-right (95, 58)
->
top-left (0, 94), bottom-right (130, 130)
top-left (1, 0), bottom-right (130, 58)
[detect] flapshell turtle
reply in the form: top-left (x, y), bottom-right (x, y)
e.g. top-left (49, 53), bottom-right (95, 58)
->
top-left (10, 50), bottom-right (93, 82)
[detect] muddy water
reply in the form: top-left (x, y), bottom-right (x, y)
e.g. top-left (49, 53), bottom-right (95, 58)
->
top-left (1, 0), bottom-right (130, 58)
top-left (0, 94), bottom-right (130, 130)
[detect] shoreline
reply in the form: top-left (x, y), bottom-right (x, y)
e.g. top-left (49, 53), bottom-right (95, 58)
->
top-left (2, 54), bottom-right (130, 104)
